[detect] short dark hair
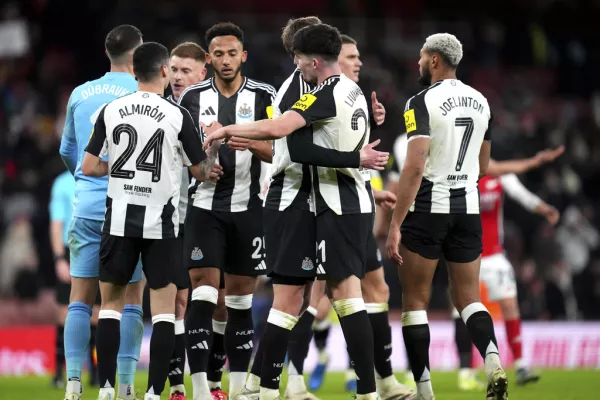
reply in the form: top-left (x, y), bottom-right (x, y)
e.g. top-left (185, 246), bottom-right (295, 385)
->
top-left (292, 24), bottom-right (342, 62)
top-left (105, 25), bottom-right (143, 62)
top-left (340, 34), bottom-right (357, 46)
top-left (205, 22), bottom-right (244, 49)
top-left (281, 16), bottom-right (321, 56)
top-left (133, 42), bottom-right (169, 83)
top-left (171, 42), bottom-right (207, 63)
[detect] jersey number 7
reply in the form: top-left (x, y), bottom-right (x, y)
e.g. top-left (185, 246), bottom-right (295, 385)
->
top-left (111, 123), bottom-right (165, 182)
top-left (454, 117), bottom-right (474, 171)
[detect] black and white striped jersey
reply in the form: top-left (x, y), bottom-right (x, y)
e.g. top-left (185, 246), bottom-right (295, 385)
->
top-left (166, 94), bottom-right (192, 225)
top-left (178, 77), bottom-right (276, 212)
top-left (289, 74), bottom-right (374, 215)
top-left (264, 68), bottom-right (314, 211)
top-left (403, 79), bottom-right (492, 214)
top-left (85, 91), bottom-right (206, 239)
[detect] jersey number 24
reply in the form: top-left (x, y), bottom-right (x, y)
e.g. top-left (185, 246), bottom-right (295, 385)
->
top-left (111, 123), bottom-right (164, 182)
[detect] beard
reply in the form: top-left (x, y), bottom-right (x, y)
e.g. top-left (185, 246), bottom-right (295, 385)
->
top-left (215, 65), bottom-right (241, 83)
top-left (417, 66), bottom-right (432, 86)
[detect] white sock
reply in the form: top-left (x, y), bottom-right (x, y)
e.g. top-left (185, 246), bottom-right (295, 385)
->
top-left (66, 380), bottom-right (82, 394)
top-left (260, 386), bottom-right (280, 400)
top-left (246, 373), bottom-right (260, 391)
top-left (318, 349), bottom-right (329, 364)
top-left (378, 374), bottom-right (401, 391)
top-left (170, 384), bottom-right (186, 395)
top-left (514, 358), bottom-right (526, 370)
top-left (484, 353), bottom-right (502, 380)
top-left (355, 393), bottom-right (380, 400)
top-left (208, 380), bottom-right (221, 391)
top-left (118, 384), bottom-right (135, 399)
top-left (459, 368), bottom-right (475, 379)
top-left (416, 380), bottom-right (434, 399)
top-left (229, 371), bottom-right (248, 396)
top-left (286, 374), bottom-right (307, 394)
top-left (144, 394), bottom-right (160, 400)
top-left (98, 387), bottom-right (115, 399)
top-left (191, 372), bottom-right (211, 397)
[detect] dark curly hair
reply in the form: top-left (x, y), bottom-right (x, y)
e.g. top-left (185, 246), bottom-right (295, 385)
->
top-left (292, 24), bottom-right (342, 62)
top-left (205, 22), bottom-right (244, 48)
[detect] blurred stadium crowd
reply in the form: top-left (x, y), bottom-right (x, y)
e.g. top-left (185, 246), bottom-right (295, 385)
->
top-left (1, 0), bottom-right (599, 325)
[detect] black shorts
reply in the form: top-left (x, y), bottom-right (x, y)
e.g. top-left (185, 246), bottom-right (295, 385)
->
top-left (56, 246), bottom-right (101, 305)
top-left (401, 212), bottom-right (482, 263)
top-left (173, 224), bottom-right (191, 291)
top-left (264, 207), bottom-right (316, 285)
top-left (99, 234), bottom-right (177, 290)
top-left (316, 210), bottom-right (373, 281)
top-left (184, 207), bottom-right (265, 276)
top-left (365, 232), bottom-right (382, 273)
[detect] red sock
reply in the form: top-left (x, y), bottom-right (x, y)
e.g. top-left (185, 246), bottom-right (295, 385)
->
top-left (505, 319), bottom-right (522, 361)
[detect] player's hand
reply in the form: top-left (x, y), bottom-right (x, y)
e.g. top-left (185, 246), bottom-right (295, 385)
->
top-left (374, 190), bottom-right (396, 211)
top-left (200, 121), bottom-right (223, 136)
top-left (55, 258), bottom-right (71, 284)
top-left (372, 92), bottom-right (386, 126)
top-left (386, 226), bottom-right (403, 265)
top-left (209, 163), bottom-right (224, 181)
top-left (537, 203), bottom-right (560, 226)
top-left (227, 136), bottom-right (252, 151)
top-left (534, 145), bottom-right (565, 166)
top-left (360, 139), bottom-right (389, 170)
top-left (203, 126), bottom-right (229, 151)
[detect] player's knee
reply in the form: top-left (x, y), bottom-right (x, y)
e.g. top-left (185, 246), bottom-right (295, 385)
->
top-left (225, 274), bottom-right (256, 296)
top-left (189, 267), bottom-right (220, 289)
top-left (213, 296), bottom-right (228, 321)
top-left (124, 279), bottom-right (145, 306)
top-left (498, 297), bottom-right (520, 320)
top-left (69, 277), bottom-right (99, 305)
top-left (362, 279), bottom-right (389, 304)
top-left (149, 283), bottom-right (177, 316)
top-left (327, 275), bottom-right (362, 301)
top-left (175, 289), bottom-right (188, 318)
top-left (402, 293), bottom-right (429, 312)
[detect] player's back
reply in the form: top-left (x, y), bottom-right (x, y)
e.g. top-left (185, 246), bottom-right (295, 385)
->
top-left (407, 79), bottom-right (491, 214)
top-left (69, 72), bottom-right (138, 221)
top-left (98, 91), bottom-right (193, 239)
top-left (307, 74), bottom-right (372, 215)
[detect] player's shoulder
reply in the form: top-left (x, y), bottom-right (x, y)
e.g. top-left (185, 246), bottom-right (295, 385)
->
top-left (178, 79), bottom-right (213, 103)
top-left (245, 77), bottom-right (277, 98)
top-left (103, 91), bottom-right (138, 111)
top-left (405, 80), bottom-right (445, 110)
top-left (278, 68), bottom-right (303, 93)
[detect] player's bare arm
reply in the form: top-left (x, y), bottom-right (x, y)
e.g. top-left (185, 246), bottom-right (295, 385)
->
top-left (479, 139), bottom-right (491, 178)
top-left (373, 189), bottom-right (396, 211)
top-left (371, 91), bottom-right (385, 126)
top-left (486, 145), bottom-right (565, 177)
top-left (386, 137), bottom-right (429, 264)
top-left (226, 136), bottom-right (273, 163)
top-left (81, 152), bottom-right (109, 177)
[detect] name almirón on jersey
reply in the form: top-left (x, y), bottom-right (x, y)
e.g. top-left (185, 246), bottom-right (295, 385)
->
top-left (178, 77), bottom-right (276, 212)
top-left (403, 79), bottom-right (492, 214)
top-left (86, 91), bottom-right (205, 239)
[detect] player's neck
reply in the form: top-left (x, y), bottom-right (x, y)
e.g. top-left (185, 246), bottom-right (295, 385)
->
top-left (110, 63), bottom-right (134, 75)
top-left (316, 64), bottom-right (342, 85)
top-left (431, 70), bottom-right (456, 84)
top-left (137, 82), bottom-right (165, 97)
top-left (213, 74), bottom-right (244, 98)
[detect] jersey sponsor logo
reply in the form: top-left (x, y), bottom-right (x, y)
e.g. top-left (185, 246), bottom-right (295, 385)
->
top-left (404, 109), bottom-right (416, 132)
top-left (292, 93), bottom-right (317, 111)
top-left (301, 257), bottom-right (314, 271)
top-left (191, 247), bottom-right (203, 260)
top-left (237, 103), bottom-right (253, 119)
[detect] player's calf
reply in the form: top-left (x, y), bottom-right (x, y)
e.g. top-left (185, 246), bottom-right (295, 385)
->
top-left (168, 288), bottom-right (189, 396)
top-left (207, 289), bottom-right (228, 394)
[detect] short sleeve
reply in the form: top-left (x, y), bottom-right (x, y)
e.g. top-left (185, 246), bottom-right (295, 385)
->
top-left (85, 106), bottom-right (108, 156)
top-left (484, 111), bottom-right (493, 141)
top-left (403, 94), bottom-right (430, 139)
top-left (288, 85), bottom-right (337, 126)
top-left (178, 108), bottom-right (206, 166)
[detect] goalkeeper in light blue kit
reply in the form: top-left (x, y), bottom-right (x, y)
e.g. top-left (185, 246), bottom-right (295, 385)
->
top-left (59, 25), bottom-right (146, 400)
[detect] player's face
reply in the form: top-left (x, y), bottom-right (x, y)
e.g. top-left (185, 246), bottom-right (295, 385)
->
top-left (338, 43), bottom-right (362, 83)
top-left (295, 53), bottom-right (318, 85)
top-left (169, 56), bottom-right (207, 100)
top-left (418, 48), bottom-right (433, 86)
top-left (207, 36), bottom-right (247, 83)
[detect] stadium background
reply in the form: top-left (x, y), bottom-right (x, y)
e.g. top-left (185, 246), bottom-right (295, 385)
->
top-left (0, 0), bottom-right (599, 386)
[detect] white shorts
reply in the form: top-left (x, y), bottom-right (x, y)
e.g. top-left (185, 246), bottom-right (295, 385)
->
top-left (479, 253), bottom-right (517, 301)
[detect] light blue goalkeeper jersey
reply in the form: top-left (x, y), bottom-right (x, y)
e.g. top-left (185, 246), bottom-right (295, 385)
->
top-left (59, 72), bottom-right (137, 221)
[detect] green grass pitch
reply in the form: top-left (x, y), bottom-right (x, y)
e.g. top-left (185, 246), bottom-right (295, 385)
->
top-left (1, 369), bottom-right (597, 399)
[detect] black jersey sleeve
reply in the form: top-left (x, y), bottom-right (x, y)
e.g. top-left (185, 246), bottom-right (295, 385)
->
top-left (178, 108), bottom-right (206, 166)
top-left (85, 105), bottom-right (108, 156)
top-left (403, 93), bottom-right (430, 139)
top-left (288, 84), bottom-right (337, 126)
top-left (287, 126), bottom-right (360, 168)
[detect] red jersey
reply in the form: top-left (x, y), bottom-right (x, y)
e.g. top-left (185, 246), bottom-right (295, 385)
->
top-left (479, 174), bottom-right (542, 257)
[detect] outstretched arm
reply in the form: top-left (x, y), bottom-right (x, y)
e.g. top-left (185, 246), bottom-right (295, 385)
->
top-left (487, 146), bottom-right (565, 177)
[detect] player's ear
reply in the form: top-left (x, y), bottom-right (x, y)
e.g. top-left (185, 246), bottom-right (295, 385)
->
top-left (161, 64), bottom-right (168, 78)
top-left (241, 50), bottom-right (248, 63)
top-left (205, 53), bottom-right (212, 65)
top-left (200, 67), bottom-right (207, 81)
